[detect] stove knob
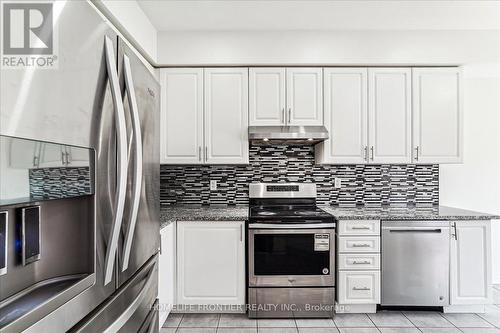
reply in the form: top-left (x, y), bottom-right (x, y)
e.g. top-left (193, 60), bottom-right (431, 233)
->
top-left (322, 268), bottom-right (329, 275)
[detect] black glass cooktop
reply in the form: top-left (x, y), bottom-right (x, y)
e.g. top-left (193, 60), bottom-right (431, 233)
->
top-left (249, 205), bottom-right (334, 222)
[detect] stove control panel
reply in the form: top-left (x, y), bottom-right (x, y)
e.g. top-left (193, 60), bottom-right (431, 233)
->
top-left (266, 185), bottom-right (299, 192)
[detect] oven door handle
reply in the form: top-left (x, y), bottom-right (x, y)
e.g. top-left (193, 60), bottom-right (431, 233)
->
top-left (249, 223), bottom-right (336, 229)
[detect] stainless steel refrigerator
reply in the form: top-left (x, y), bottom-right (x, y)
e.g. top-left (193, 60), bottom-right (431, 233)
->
top-left (0, 1), bottom-right (160, 332)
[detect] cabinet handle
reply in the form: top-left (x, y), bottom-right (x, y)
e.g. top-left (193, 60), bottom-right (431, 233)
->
top-left (414, 146), bottom-right (420, 161)
top-left (240, 224), bottom-right (243, 242)
top-left (364, 146), bottom-right (369, 162)
top-left (205, 146), bottom-right (208, 161)
top-left (370, 146), bottom-right (374, 161)
top-left (61, 151), bottom-right (66, 165)
top-left (198, 146), bottom-right (201, 162)
top-left (352, 243), bottom-right (370, 248)
top-left (453, 222), bottom-right (458, 241)
top-left (353, 287), bottom-right (371, 291)
top-left (351, 226), bottom-right (370, 230)
top-left (288, 108), bottom-right (291, 123)
top-left (281, 108), bottom-right (285, 124)
top-left (352, 261), bottom-right (371, 265)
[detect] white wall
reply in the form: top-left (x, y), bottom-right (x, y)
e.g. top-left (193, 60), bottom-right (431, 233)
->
top-left (157, 30), bottom-right (499, 66)
top-left (157, 28), bottom-right (500, 282)
top-left (95, 0), bottom-right (158, 62)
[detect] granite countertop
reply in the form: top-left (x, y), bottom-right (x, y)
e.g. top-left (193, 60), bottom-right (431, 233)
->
top-left (160, 205), bottom-right (499, 229)
top-left (321, 205), bottom-right (500, 221)
top-left (160, 205), bottom-right (249, 229)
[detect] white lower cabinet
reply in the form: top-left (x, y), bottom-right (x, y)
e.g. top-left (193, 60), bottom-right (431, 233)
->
top-left (337, 220), bottom-right (381, 313)
top-left (449, 220), bottom-right (492, 308)
top-left (338, 271), bottom-right (381, 305)
top-left (176, 221), bottom-right (246, 308)
top-left (159, 223), bottom-right (176, 326)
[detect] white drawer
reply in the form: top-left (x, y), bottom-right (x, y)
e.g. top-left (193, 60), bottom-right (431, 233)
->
top-left (338, 271), bottom-right (380, 304)
top-left (338, 236), bottom-right (380, 253)
top-left (338, 254), bottom-right (380, 270)
top-left (338, 220), bottom-right (380, 236)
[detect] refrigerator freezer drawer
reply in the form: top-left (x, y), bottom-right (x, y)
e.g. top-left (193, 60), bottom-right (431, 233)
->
top-left (70, 255), bottom-right (158, 333)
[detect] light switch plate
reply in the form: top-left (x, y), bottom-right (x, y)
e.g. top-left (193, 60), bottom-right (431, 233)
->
top-left (210, 180), bottom-right (217, 190)
top-left (334, 178), bottom-right (342, 189)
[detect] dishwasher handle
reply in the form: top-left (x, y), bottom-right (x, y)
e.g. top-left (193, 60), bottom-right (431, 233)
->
top-left (387, 228), bottom-right (443, 233)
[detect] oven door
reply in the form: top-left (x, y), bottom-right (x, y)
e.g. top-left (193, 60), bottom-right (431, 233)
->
top-left (248, 224), bottom-right (335, 287)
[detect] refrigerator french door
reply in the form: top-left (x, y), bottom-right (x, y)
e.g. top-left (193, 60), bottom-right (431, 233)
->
top-left (0, 1), bottom-right (159, 332)
top-left (117, 38), bottom-right (160, 287)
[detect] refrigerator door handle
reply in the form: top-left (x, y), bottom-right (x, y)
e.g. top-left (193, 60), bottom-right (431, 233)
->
top-left (103, 36), bottom-right (128, 286)
top-left (103, 260), bottom-right (156, 333)
top-left (121, 54), bottom-right (143, 272)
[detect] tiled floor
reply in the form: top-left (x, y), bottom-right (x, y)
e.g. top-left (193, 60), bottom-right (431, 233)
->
top-left (161, 287), bottom-right (500, 333)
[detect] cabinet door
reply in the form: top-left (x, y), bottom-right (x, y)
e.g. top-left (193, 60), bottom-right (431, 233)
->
top-left (317, 68), bottom-right (368, 164)
top-left (160, 68), bottom-right (204, 164)
top-left (368, 68), bottom-right (412, 164)
top-left (177, 221), bottom-right (245, 306)
top-left (450, 221), bottom-right (492, 305)
top-left (412, 68), bottom-right (462, 163)
top-left (286, 68), bottom-right (323, 126)
top-left (249, 68), bottom-right (286, 126)
top-left (159, 223), bottom-right (176, 326)
top-left (338, 271), bottom-right (381, 304)
top-left (38, 142), bottom-right (64, 167)
top-left (204, 68), bottom-right (249, 164)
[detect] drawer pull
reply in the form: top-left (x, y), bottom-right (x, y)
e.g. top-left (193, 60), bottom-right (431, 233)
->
top-left (351, 226), bottom-right (370, 230)
top-left (352, 243), bottom-right (370, 248)
top-left (352, 260), bottom-right (371, 265)
top-left (353, 287), bottom-right (371, 291)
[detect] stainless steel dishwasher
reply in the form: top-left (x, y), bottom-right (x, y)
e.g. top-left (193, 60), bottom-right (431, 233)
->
top-left (381, 221), bottom-right (451, 306)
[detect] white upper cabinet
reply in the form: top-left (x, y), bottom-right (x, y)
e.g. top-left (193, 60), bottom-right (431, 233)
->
top-left (368, 68), bottom-right (412, 164)
top-left (249, 68), bottom-right (286, 126)
top-left (317, 68), bottom-right (368, 164)
top-left (412, 68), bottom-right (462, 164)
top-left (160, 68), bottom-right (204, 164)
top-left (450, 221), bottom-right (492, 305)
top-left (286, 68), bottom-right (323, 126)
top-left (204, 68), bottom-right (249, 164)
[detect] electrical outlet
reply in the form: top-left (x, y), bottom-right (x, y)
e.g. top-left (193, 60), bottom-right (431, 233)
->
top-left (210, 180), bottom-right (217, 191)
top-left (334, 178), bottom-right (342, 189)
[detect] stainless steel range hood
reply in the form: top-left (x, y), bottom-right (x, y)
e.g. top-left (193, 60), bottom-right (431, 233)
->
top-left (248, 126), bottom-right (329, 145)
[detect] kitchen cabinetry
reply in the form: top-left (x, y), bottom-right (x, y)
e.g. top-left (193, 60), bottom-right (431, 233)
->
top-left (249, 68), bottom-right (286, 126)
top-left (249, 67), bottom-right (322, 126)
top-left (159, 223), bottom-right (176, 326)
top-left (412, 68), bottom-right (462, 163)
top-left (160, 68), bottom-right (204, 164)
top-left (176, 221), bottom-right (246, 308)
top-left (336, 220), bottom-right (380, 312)
top-left (286, 68), bottom-right (323, 126)
top-left (368, 68), bottom-right (412, 164)
top-left (448, 221), bottom-right (492, 309)
top-left (160, 68), bottom-right (248, 165)
top-left (316, 68), bottom-right (368, 164)
top-left (204, 68), bottom-right (249, 164)
top-left (317, 68), bottom-right (412, 164)
top-left (318, 66), bottom-right (461, 165)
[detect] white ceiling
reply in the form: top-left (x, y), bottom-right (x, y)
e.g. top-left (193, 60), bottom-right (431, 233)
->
top-left (138, 0), bottom-right (500, 32)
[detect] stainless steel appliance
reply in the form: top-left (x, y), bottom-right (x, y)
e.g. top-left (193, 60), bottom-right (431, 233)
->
top-left (381, 221), bottom-right (450, 306)
top-left (247, 183), bottom-right (336, 318)
top-left (248, 126), bottom-right (329, 145)
top-left (0, 1), bottom-right (160, 331)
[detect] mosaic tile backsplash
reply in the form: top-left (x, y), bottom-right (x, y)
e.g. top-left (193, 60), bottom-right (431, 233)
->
top-left (29, 167), bottom-right (93, 200)
top-left (160, 145), bottom-right (439, 207)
